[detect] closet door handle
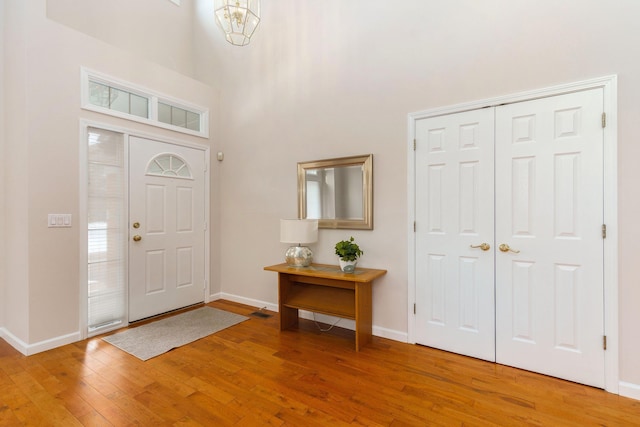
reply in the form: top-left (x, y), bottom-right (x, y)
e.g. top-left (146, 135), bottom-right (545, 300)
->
top-left (499, 243), bottom-right (519, 253)
top-left (470, 243), bottom-right (491, 251)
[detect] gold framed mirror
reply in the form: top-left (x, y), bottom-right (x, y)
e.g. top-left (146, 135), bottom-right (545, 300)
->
top-left (297, 154), bottom-right (373, 230)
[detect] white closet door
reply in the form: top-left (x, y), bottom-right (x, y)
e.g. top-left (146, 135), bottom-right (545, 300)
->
top-left (414, 108), bottom-right (496, 361)
top-left (494, 88), bottom-right (605, 388)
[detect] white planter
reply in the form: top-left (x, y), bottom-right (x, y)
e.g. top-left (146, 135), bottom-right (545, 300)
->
top-left (339, 259), bottom-right (357, 273)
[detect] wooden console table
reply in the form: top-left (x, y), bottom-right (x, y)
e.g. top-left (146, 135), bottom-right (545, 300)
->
top-left (264, 263), bottom-right (387, 351)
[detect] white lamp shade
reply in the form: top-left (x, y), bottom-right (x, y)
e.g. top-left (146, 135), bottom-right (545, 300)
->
top-left (280, 219), bottom-right (318, 244)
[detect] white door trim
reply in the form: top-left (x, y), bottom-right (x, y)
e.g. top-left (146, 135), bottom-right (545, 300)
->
top-left (407, 75), bottom-right (618, 394)
top-left (79, 119), bottom-right (211, 338)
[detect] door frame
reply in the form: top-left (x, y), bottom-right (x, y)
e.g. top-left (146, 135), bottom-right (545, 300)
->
top-left (407, 75), bottom-right (618, 394)
top-left (79, 120), bottom-right (211, 338)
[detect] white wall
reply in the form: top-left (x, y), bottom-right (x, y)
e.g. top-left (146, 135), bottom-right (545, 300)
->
top-left (46, 0), bottom-right (196, 79)
top-left (3, 0), bottom-right (30, 343)
top-left (0, 0), bottom-right (6, 329)
top-left (1, 0), bottom-right (217, 348)
top-left (194, 0), bottom-right (640, 390)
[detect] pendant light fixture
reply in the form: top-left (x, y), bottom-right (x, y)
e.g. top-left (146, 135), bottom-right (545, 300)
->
top-left (214, 0), bottom-right (261, 46)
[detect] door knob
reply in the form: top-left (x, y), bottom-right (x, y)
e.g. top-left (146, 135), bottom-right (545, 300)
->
top-left (499, 243), bottom-right (519, 253)
top-left (132, 222), bottom-right (140, 229)
top-left (132, 235), bottom-right (142, 242)
top-left (470, 243), bottom-right (491, 251)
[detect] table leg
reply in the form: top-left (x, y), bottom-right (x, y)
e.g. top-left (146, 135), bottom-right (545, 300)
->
top-left (354, 281), bottom-right (373, 351)
top-left (278, 273), bottom-right (299, 330)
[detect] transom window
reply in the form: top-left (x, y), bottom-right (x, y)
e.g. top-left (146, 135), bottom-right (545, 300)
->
top-left (81, 68), bottom-right (209, 138)
top-left (89, 81), bottom-right (149, 118)
top-left (158, 102), bottom-right (200, 131)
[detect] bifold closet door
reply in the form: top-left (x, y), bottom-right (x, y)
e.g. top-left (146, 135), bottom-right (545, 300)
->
top-left (414, 88), bottom-right (606, 388)
top-left (414, 108), bottom-right (496, 362)
top-left (494, 88), bottom-right (605, 388)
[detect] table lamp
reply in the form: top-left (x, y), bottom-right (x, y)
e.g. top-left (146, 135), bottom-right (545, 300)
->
top-left (280, 219), bottom-right (318, 267)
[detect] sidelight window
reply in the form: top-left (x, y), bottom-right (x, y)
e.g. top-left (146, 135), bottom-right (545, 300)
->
top-left (87, 127), bottom-right (126, 334)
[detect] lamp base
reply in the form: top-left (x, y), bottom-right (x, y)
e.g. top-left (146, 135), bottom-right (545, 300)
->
top-left (285, 245), bottom-right (313, 267)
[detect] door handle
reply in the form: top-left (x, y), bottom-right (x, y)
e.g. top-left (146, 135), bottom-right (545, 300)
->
top-left (470, 243), bottom-right (491, 251)
top-left (499, 243), bottom-right (519, 253)
top-left (133, 235), bottom-right (142, 242)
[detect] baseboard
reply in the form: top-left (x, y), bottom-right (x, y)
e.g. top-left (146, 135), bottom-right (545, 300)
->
top-left (0, 327), bottom-right (28, 354)
top-left (299, 310), bottom-right (356, 331)
top-left (216, 292), bottom-right (408, 343)
top-left (208, 291), bottom-right (222, 304)
top-left (0, 327), bottom-right (81, 356)
top-left (216, 292), bottom-right (278, 312)
top-left (373, 324), bottom-right (409, 343)
top-left (619, 381), bottom-right (640, 401)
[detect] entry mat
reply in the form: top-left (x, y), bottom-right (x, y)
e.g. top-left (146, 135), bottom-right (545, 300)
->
top-left (102, 307), bottom-right (249, 361)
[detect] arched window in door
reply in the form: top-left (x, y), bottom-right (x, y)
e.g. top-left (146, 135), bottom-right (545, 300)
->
top-left (146, 153), bottom-right (193, 179)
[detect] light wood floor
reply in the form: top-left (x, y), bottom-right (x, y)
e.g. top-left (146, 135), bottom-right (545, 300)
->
top-left (1, 300), bottom-right (638, 426)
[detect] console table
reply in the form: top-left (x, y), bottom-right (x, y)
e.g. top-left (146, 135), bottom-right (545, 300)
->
top-left (264, 263), bottom-right (387, 351)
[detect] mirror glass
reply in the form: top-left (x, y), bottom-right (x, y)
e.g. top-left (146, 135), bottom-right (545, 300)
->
top-left (298, 154), bottom-right (373, 229)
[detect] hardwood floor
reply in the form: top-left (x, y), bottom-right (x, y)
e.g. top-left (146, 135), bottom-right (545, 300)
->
top-left (1, 300), bottom-right (638, 426)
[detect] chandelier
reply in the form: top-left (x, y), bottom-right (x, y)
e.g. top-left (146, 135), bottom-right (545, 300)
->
top-left (214, 0), bottom-right (261, 46)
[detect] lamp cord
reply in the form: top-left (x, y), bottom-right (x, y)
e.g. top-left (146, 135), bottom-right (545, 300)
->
top-left (312, 312), bottom-right (341, 332)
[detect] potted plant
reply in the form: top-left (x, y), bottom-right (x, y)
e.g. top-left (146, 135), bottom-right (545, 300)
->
top-left (334, 236), bottom-right (363, 273)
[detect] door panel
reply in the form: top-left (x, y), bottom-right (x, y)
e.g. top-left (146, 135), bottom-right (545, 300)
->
top-left (415, 108), bottom-right (496, 361)
top-left (129, 136), bottom-right (206, 322)
top-left (495, 89), bottom-right (605, 388)
top-left (414, 88), bottom-right (605, 387)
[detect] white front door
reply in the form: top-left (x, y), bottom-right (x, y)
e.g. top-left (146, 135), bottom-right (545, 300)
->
top-left (129, 136), bottom-right (206, 322)
top-left (495, 89), bottom-right (605, 388)
top-left (414, 108), bottom-right (496, 361)
top-left (414, 88), bottom-right (605, 387)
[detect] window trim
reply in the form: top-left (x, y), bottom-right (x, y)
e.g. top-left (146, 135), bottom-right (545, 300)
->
top-left (81, 67), bottom-right (209, 138)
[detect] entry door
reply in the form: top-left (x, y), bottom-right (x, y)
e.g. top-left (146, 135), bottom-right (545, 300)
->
top-left (495, 89), bottom-right (605, 388)
top-left (414, 88), bottom-right (605, 387)
top-left (414, 108), bottom-right (496, 361)
top-left (129, 136), bottom-right (206, 322)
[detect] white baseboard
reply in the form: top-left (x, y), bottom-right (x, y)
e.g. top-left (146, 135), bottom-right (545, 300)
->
top-left (0, 327), bottom-right (27, 354)
top-left (374, 324), bottom-right (409, 343)
top-left (215, 292), bottom-right (407, 343)
top-left (216, 292), bottom-right (278, 312)
top-left (208, 291), bottom-right (222, 303)
top-left (619, 381), bottom-right (640, 401)
top-left (300, 311), bottom-right (355, 331)
top-left (0, 327), bottom-right (81, 356)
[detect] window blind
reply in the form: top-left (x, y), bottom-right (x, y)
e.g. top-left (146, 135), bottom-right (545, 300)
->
top-left (87, 127), bottom-right (126, 334)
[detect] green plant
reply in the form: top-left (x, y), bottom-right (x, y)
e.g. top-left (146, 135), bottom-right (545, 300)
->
top-left (334, 236), bottom-right (363, 262)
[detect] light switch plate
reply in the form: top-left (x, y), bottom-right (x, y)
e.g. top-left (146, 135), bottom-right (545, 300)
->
top-left (48, 214), bottom-right (72, 228)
